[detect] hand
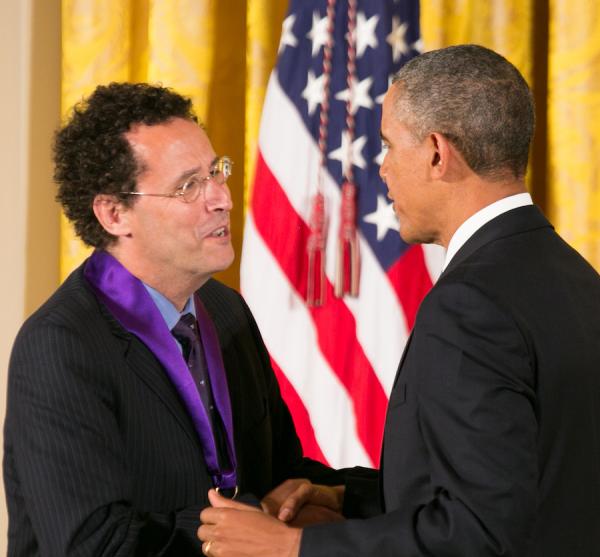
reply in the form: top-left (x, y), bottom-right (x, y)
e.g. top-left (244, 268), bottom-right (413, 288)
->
top-left (261, 479), bottom-right (345, 523)
top-left (288, 503), bottom-right (345, 527)
top-left (199, 489), bottom-right (302, 557)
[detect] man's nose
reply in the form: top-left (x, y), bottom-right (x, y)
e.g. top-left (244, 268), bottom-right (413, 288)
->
top-left (204, 181), bottom-right (233, 212)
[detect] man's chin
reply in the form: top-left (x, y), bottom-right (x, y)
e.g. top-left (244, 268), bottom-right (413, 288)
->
top-left (399, 231), bottom-right (431, 246)
top-left (211, 249), bottom-right (236, 276)
top-left (398, 227), bottom-right (416, 244)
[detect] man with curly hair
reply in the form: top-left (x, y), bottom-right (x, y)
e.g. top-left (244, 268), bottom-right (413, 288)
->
top-left (3, 82), bottom-right (339, 556)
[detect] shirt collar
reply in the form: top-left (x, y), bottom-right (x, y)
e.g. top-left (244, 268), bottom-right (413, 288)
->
top-left (442, 192), bottom-right (533, 272)
top-left (142, 283), bottom-right (196, 331)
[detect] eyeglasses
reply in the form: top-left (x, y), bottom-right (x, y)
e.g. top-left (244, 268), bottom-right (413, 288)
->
top-left (121, 156), bottom-right (233, 204)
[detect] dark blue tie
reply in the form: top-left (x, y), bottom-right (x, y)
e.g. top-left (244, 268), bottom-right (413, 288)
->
top-left (171, 313), bottom-right (229, 468)
top-left (172, 313), bottom-right (214, 413)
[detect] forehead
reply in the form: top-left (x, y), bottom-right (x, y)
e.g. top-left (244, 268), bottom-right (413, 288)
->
top-left (125, 117), bottom-right (215, 172)
top-left (381, 86), bottom-right (422, 146)
top-left (381, 87), bottom-right (401, 130)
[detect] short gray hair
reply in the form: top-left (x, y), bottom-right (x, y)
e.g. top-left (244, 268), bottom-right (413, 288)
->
top-left (391, 44), bottom-right (535, 180)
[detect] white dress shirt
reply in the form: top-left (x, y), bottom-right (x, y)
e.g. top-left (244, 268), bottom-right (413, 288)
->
top-left (442, 192), bottom-right (533, 272)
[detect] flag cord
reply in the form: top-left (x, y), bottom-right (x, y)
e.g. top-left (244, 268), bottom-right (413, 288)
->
top-left (307, 0), bottom-right (361, 306)
top-left (335, 0), bottom-right (360, 298)
top-left (307, 0), bottom-right (337, 307)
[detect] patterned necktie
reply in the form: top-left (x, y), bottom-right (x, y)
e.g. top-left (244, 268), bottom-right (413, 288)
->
top-left (171, 313), bottom-right (230, 468)
top-left (172, 313), bottom-right (214, 413)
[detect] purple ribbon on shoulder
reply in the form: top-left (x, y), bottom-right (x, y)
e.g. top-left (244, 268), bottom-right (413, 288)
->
top-left (84, 250), bottom-right (237, 490)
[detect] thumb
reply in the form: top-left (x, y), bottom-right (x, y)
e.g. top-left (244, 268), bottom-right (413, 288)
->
top-left (208, 489), bottom-right (261, 512)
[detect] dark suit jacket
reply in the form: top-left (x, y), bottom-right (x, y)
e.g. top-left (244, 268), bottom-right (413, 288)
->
top-left (3, 265), bottom-right (336, 556)
top-left (302, 205), bottom-right (600, 556)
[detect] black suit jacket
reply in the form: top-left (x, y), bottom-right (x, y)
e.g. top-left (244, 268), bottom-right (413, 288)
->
top-left (3, 265), bottom-right (336, 556)
top-left (302, 205), bottom-right (600, 556)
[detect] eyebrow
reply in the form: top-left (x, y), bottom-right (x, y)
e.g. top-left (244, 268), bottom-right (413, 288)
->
top-left (173, 167), bottom-right (202, 188)
top-left (379, 130), bottom-right (389, 143)
top-left (173, 157), bottom-right (219, 186)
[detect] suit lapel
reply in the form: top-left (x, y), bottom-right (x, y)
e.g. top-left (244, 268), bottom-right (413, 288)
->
top-left (96, 293), bottom-right (200, 445)
top-left (391, 331), bottom-right (413, 390)
top-left (441, 205), bottom-right (552, 279)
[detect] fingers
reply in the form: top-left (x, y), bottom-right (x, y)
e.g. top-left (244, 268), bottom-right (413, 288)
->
top-left (279, 483), bottom-right (345, 521)
top-left (200, 492), bottom-right (263, 531)
top-left (261, 479), bottom-right (311, 520)
top-left (201, 539), bottom-right (213, 556)
top-left (276, 482), bottom-right (315, 522)
top-left (198, 521), bottom-right (216, 541)
top-left (207, 489), bottom-right (261, 512)
top-left (261, 481), bottom-right (345, 523)
top-left (199, 504), bottom-right (303, 557)
top-left (288, 505), bottom-right (344, 527)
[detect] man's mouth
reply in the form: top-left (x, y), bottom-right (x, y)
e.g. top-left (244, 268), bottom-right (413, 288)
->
top-left (209, 226), bottom-right (228, 238)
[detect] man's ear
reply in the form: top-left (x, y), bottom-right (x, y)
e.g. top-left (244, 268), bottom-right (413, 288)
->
top-left (428, 132), bottom-right (452, 179)
top-left (92, 194), bottom-right (132, 238)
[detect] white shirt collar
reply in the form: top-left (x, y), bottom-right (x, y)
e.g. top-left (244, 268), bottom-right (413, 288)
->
top-left (442, 192), bottom-right (533, 271)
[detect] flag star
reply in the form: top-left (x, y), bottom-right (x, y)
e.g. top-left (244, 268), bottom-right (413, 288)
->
top-left (363, 195), bottom-right (399, 241)
top-left (354, 13), bottom-right (379, 57)
top-left (302, 70), bottom-right (325, 115)
top-left (335, 76), bottom-right (374, 114)
top-left (376, 76), bottom-right (394, 104)
top-left (307, 11), bottom-right (329, 57)
top-left (412, 37), bottom-right (424, 53)
top-left (329, 132), bottom-right (368, 175)
top-left (278, 14), bottom-right (297, 53)
top-left (387, 16), bottom-right (410, 62)
top-left (374, 147), bottom-right (386, 167)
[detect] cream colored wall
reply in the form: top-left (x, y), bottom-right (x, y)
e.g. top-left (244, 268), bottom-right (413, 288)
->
top-left (0, 0), bottom-right (60, 549)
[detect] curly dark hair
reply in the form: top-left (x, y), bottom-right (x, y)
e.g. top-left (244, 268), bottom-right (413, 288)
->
top-left (54, 82), bottom-right (198, 248)
top-left (391, 44), bottom-right (535, 180)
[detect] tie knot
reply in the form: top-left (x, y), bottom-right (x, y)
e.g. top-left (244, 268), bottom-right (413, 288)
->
top-left (172, 313), bottom-right (198, 343)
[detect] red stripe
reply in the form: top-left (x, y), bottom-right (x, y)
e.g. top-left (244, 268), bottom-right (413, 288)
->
top-left (386, 245), bottom-right (433, 330)
top-left (270, 356), bottom-right (329, 465)
top-left (251, 152), bottom-right (387, 465)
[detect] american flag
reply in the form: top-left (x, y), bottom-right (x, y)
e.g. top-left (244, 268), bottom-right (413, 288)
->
top-left (241, 0), bottom-right (443, 468)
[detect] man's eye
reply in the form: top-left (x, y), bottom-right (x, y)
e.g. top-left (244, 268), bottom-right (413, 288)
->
top-left (381, 143), bottom-right (390, 152)
top-left (180, 176), bottom-right (200, 192)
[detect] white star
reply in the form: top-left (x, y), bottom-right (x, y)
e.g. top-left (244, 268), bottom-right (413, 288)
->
top-left (278, 15), bottom-right (297, 53)
top-left (307, 11), bottom-right (328, 57)
top-left (387, 17), bottom-right (410, 62)
top-left (302, 70), bottom-right (325, 115)
top-left (374, 147), bottom-right (386, 167)
top-left (413, 37), bottom-right (424, 53)
top-left (376, 76), bottom-right (393, 104)
top-left (354, 13), bottom-right (379, 57)
top-left (329, 132), bottom-right (367, 176)
top-left (363, 195), bottom-right (399, 241)
top-left (335, 76), bottom-right (374, 114)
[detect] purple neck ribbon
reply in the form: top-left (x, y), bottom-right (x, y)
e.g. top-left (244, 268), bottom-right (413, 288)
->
top-left (84, 250), bottom-right (237, 490)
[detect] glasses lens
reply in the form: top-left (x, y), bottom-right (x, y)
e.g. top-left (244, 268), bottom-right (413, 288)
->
top-left (212, 157), bottom-right (232, 184)
top-left (180, 176), bottom-right (202, 203)
top-left (178, 157), bottom-right (232, 203)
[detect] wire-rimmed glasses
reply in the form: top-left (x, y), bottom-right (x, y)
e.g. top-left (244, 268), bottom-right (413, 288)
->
top-left (121, 156), bottom-right (233, 204)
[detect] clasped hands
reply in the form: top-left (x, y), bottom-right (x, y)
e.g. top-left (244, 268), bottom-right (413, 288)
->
top-left (198, 479), bottom-right (345, 557)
